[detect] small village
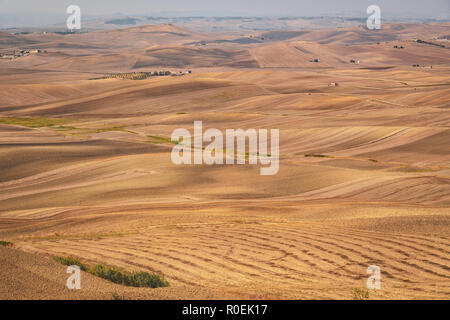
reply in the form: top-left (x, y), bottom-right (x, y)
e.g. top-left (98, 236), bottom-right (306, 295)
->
top-left (0, 48), bottom-right (46, 59)
top-left (92, 70), bottom-right (193, 80)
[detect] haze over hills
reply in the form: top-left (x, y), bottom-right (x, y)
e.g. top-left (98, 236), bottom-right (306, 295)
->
top-left (1, 22), bottom-right (449, 72)
top-left (0, 17), bottom-right (449, 300)
top-left (2, 14), bottom-right (450, 32)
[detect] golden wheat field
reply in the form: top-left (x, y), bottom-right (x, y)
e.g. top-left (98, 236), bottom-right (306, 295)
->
top-left (0, 21), bottom-right (449, 300)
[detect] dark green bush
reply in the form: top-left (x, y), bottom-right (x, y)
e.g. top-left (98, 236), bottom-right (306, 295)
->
top-left (52, 256), bottom-right (169, 288)
top-left (92, 264), bottom-right (169, 288)
top-left (0, 240), bottom-right (13, 247)
top-left (304, 154), bottom-right (334, 158)
top-left (52, 255), bottom-right (87, 271)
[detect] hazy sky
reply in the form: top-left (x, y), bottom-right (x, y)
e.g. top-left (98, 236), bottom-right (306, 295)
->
top-left (0, 0), bottom-right (448, 27)
top-left (1, 0), bottom-right (449, 17)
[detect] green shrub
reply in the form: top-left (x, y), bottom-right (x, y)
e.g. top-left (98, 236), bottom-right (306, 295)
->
top-left (147, 135), bottom-right (179, 145)
top-left (94, 126), bottom-right (126, 133)
top-left (0, 240), bottom-right (13, 247)
top-left (91, 264), bottom-right (169, 288)
top-left (304, 154), bottom-right (334, 158)
top-left (52, 255), bottom-right (169, 288)
top-left (0, 117), bottom-right (70, 128)
top-left (52, 255), bottom-right (87, 271)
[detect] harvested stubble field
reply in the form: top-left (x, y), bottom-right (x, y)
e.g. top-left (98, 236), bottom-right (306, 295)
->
top-left (0, 22), bottom-right (449, 300)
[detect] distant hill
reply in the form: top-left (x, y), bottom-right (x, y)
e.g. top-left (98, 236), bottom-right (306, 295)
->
top-left (1, 22), bottom-right (448, 71)
top-left (260, 23), bottom-right (450, 45)
top-left (105, 18), bottom-right (138, 25)
top-left (0, 31), bottom-right (37, 49)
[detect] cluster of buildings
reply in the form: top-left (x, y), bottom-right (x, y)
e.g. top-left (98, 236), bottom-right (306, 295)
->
top-left (0, 49), bottom-right (46, 60)
top-left (158, 70), bottom-right (193, 76)
top-left (95, 70), bottom-right (193, 80)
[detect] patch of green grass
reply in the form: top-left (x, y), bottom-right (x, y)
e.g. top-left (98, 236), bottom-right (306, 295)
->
top-left (93, 126), bottom-right (127, 133)
top-left (0, 118), bottom-right (137, 135)
top-left (52, 256), bottom-right (87, 271)
top-left (243, 151), bottom-right (275, 160)
top-left (0, 240), bottom-right (13, 247)
top-left (53, 126), bottom-right (78, 131)
top-left (52, 255), bottom-right (169, 288)
top-left (351, 288), bottom-right (370, 300)
top-left (244, 151), bottom-right (260, 160)
top-left (304, 154), bottom-right (334, 158)
top-left (0, 117), bottom-right (71, 128)
top-left (147, 135), bottom-right (179, 145)
top-left (91, 264), bottom-right (169, 288)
